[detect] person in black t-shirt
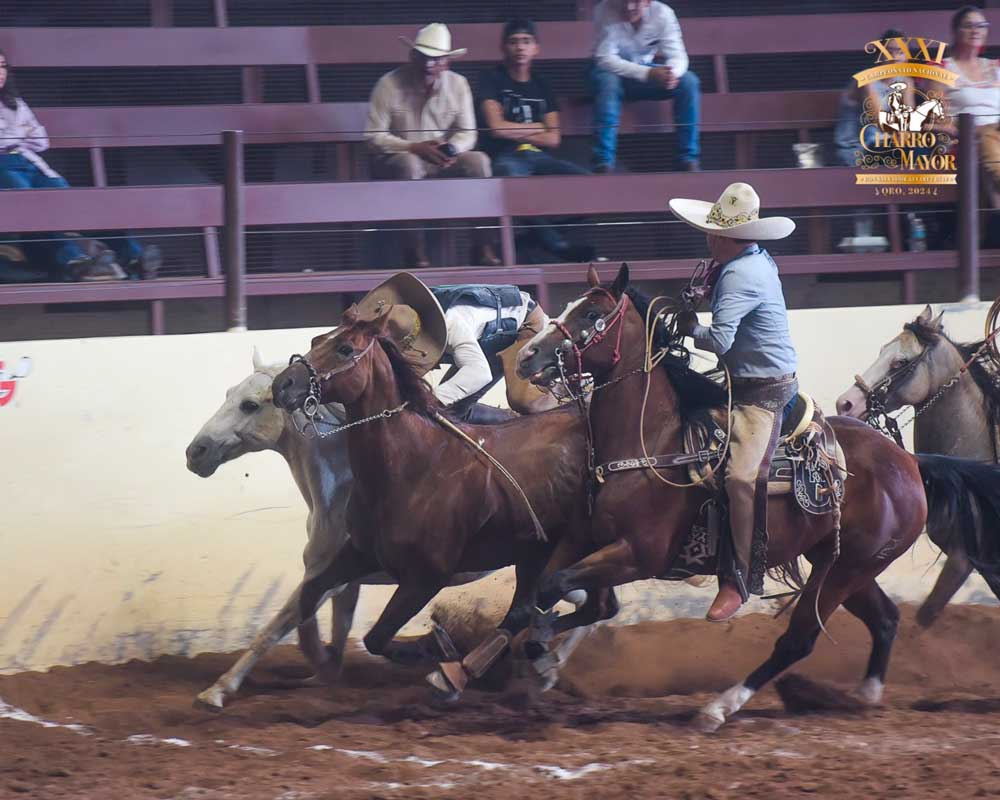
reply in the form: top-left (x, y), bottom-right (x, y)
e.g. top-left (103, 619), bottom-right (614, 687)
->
top-left (477, 19), bottom-right (594, 262)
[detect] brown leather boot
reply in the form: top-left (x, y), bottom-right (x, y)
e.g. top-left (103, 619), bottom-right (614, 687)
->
top-left (473, 243), bottom-right (502, 267)
top-left (706, 579), bottom-right (744, 622)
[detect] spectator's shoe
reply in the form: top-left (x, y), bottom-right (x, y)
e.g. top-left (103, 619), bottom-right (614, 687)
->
top-left (681, 160), bottom-right (702, 172)
top-left (128, 244), bottom-right (162, 281)
top-left (593, 164), bottom-right (614, 174)
top-left (68, 252), bottom-right (127, 282)
top-left (403, 248), bottom-right (431, 269)
top-left (473, 244), bottom-right (502, 267)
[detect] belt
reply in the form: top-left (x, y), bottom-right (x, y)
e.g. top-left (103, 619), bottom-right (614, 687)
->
top-left (730, 372), bottom-right (796, 386)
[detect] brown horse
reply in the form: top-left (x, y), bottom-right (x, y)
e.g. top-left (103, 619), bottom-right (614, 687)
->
top-left (269, 307), bottom-right (613, 680)
top-left (515, 264), bottom-right (998, 731)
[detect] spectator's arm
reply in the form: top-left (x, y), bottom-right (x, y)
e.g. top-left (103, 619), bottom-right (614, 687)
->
top-left (657, 7), bottom-right (690, 78)
top-left (594, 26), bottom-right (653, 81)
top-left (434, 321), bottom-right (493, 406)
top-left (690, 271), bottom-right (759, 355)
top-left (364, 77), bottom-right (417, 154)
top-left (19, 102), bottom-right (50, 154)
top-left (480, 99), bottom-right (552, 143)
top-left (449, 76), bottom-right (478, 154)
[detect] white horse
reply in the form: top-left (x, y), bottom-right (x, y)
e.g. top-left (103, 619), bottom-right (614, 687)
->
top-left (186, 349), bottom-right (592, 709)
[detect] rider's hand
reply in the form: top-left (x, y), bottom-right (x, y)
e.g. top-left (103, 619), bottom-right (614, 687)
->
top-left (676, 310), bottom-right (699, 336)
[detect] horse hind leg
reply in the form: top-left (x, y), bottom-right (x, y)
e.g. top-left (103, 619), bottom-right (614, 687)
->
top-left (695, 553), bottom-right (872, 733)
top-left (842, 579), bottom-right (900, 705)
top-left (327, 581), bottom-right (361, 671)
top-left (916, 544), bottom-right (973, 628)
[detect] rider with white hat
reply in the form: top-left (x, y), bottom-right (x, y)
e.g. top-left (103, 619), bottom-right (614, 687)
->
top-left (672, 182), bottom-right (799, 622)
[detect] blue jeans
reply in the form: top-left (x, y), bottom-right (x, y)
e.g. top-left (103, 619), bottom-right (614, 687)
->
top-left (591, 64), bottom-right (701, 168)
top-left (0, 153), bottom-right (143, 272)
top-left (492, 149), bottom-right (591, 255)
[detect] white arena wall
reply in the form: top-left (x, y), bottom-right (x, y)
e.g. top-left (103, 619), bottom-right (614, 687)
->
top-left (1, 301), bottom-right (997, 674)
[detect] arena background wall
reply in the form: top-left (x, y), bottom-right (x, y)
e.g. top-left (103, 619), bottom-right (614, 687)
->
top-left (1, 301), bottom-right (997, 674)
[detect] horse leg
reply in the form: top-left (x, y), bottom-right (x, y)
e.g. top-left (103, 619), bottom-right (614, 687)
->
top-left (363, 580), bottom-right (446, 667)
top-left (916, 545), bottom-right (973, 628)
top-left (298, 545), bottom-right (379, 678)
top-left (842, 580), bottom-right (900, 705)
top-left (528, 588), bottom-right (618, 690)
top-left (325, 581), bottom-right (361, 675)
top-left (695, 553), bottom-right (872, 732)
top-left (195, 584), bottom-right (304, 711)
top-left (535, 539), bottom-right (642, 611)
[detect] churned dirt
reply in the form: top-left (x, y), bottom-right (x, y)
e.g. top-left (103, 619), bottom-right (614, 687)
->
top-left (1, 603), bottom-right (999, 800)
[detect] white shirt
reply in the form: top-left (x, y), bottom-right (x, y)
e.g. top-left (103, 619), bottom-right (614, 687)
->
top-left (434, 291), bottom-right (536, 406)
top-left (365, 67), bottom-right (478, 155)
top-left (943, 57), bottom-right (1000, 127)
top-left (593, 0), bottom-right (689, 82)
top-left (0, 98), bottom-right (60, 178)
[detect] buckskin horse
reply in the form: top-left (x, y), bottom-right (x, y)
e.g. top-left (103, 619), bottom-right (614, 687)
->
top-left (835, 305), bottom-right (1000, 624)
top-left (270, 309), bottom-right (612, 686)
top-left (514, 264), bottom-right (1000, 732)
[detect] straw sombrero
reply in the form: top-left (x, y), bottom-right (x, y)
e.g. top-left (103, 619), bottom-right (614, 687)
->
top-left (399, 23), bottom-right (467, 58)
top-left (668, 182), bottom-right (795, 240)
top-left (354, 272), bottom-right (448, 374)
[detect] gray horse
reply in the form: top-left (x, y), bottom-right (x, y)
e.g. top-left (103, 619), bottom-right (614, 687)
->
top-left (186, 350), bottom-right (591, 708)
top-left (836, 305), bottom-right (1000, 625)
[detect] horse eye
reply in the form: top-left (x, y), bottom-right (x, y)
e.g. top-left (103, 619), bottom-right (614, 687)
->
top-left (240, 400), bottom-right (260, 414)
top-left (890, 358), bottom-right (908, 370)
top-left (337, 343), bottom-right (354, 357)
top-left (586, 310), bottom-right (601, 321)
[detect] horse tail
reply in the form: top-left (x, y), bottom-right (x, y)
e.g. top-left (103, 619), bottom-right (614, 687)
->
top-left (917, 454), bottom-right (1000, 592)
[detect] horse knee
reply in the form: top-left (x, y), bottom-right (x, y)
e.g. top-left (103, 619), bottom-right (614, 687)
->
top-left (873, 606), bottom-right (899, 644)
top-left (772, 630), bottom-right (817, 665)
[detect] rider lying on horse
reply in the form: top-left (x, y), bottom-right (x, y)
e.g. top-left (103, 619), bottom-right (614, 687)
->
top-left (673, 182), bottom-right (799, 622)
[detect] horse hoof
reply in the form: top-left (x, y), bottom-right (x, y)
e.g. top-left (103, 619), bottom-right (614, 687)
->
top-left (426, 670), bottom-right (462, 703)
top-left (692, 711), bottom-right (725, 734)
top-left (194, 686), bottom-right (227, 712)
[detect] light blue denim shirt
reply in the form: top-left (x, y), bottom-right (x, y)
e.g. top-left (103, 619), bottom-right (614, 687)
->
top-left (690, 244), bottom-right (798, 379)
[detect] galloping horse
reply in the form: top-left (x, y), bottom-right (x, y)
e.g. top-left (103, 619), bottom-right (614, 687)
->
top-left (270, 309), bottom-right (611, 683)
top-left (515, 265), bottom-right (1000, 731)
top-left (186, 350), bottom-right (585, 708)
top-left (836, 306), bottom-right (1000, 624)
top-left (879, 97), bottom-right (946, 133)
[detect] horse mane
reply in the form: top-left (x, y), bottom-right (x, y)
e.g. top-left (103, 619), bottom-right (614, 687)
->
top-left (624, 286), bottom-right (728, 413)
top-left (378, 338), bottom-right (442, 417)
top-left (905, 314), bottom-right (1000, 433)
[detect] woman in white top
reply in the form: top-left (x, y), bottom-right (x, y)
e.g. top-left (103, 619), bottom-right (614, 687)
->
top-left (0, 49), bottom-right (158, 281)
top-left (942, 6), bottom-right (1000, 198)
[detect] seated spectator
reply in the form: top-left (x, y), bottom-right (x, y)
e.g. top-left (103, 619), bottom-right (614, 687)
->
top-left (591, 0), bottom-right (700, 173)
top-left (833, 29), bottom-right (910, 166)
top-left (365, 23), bottom-right (499, 267)
top-left (941, 6), bottom-right (1000, 205)
top-left (477, 18), bottom-right (594, 263)
top-left (0, 49), bottom-right (160, 282)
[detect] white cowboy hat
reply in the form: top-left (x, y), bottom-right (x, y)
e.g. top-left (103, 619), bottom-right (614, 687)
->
top-left (889, 81), bottom-right (908, 90)
top-left (668, 182), bottom-right (795, 240)
top-left (399, 23), bottom-right (467, 58)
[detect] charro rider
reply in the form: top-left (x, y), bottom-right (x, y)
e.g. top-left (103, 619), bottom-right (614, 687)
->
top-left (672, 182), bottom-right (799, 622)
top-left (355, 274), bottom-right (557, 423)
top-left (886, 81), bottom-right (912, 132)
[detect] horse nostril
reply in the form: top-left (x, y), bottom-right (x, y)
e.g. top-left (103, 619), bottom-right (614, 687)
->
top-left (836, 398), bottom-right (854, 416)
top-left (187, 443), bottom-right (207, 462)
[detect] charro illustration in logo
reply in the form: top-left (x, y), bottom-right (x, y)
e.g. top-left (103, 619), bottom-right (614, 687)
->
top-left (852, 34), bottom-right (959, 189)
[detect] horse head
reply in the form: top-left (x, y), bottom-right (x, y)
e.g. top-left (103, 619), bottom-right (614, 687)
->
top-left (273, 307), bottom-right (389, 412)
top-left (186, 347), bottom-right (289, 477)
top-left (835, 304), bottom-right (948, 418)
top-left (517, 263), bottom-right (632, 386)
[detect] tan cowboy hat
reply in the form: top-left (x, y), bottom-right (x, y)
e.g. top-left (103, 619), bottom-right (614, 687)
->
top-left (668, 182), bottom-right (795, 240)
top-left (399, 23), bottom-right (468, 58)
top-left (354, 272), bottom-right (448, 375)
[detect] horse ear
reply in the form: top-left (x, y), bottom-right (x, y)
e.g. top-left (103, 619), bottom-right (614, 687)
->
top-left (916, 304), bottom-right (933, 324)
top-left (930, 310), bottom-right (945, 331)
top-left (610, 263), bottom-right (630, 297)
top-left (343, 304), bottom-right (360, 325)
top-left (252, 346), bottom-right (265, 372)
top-left (587, 265), bottom-right (601, 287)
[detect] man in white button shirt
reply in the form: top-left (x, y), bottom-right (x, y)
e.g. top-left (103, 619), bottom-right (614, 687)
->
top-left (591, 0), bottom-right (701, 173)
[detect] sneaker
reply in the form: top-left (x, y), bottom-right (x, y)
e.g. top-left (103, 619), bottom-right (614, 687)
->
top-left (68, 252), bottom-right (127, 282)
top-left (680, 160), bottom-right (702, 172)
top-left (593, 164), bottom-right (614, 175)
top-left (129, 244), bottom-right (162, 281)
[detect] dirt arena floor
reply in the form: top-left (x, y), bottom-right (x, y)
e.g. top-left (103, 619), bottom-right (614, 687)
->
top-left (2, 603), bottom-right (999, 800)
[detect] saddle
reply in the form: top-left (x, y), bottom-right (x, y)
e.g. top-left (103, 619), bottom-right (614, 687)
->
top-left (594, 393), bottom-right (846, 581)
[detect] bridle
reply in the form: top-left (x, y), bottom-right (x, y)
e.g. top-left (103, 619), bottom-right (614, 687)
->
top-left (550, 288), bottom-right (630, 397)
top-left (286, 337), bottom-right (407, 438)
